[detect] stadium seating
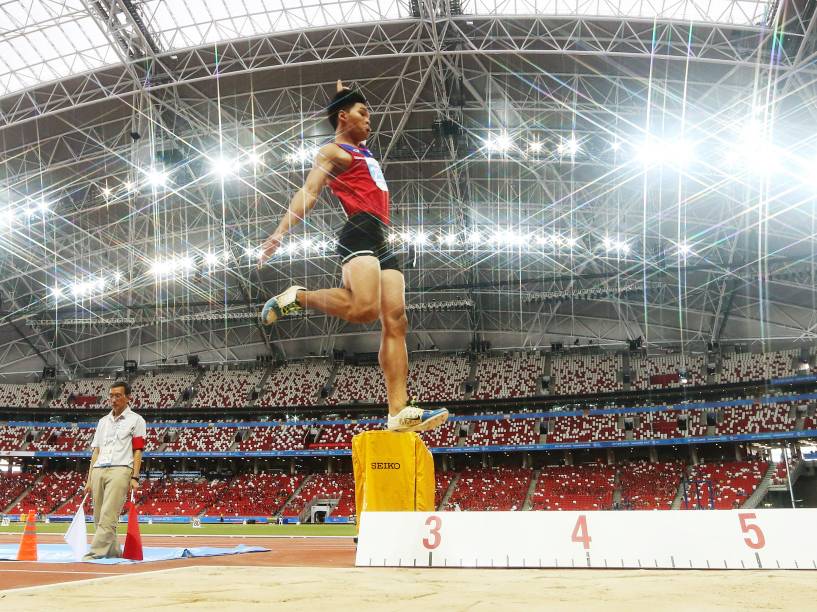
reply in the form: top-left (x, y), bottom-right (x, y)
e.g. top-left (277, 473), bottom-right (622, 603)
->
top-left (259, 360), bottom-right (331, 407)
top-left (191, 369), bottom-right (264, 408)
top-left (681, 460), bottom-right (768, 510)
top-left (531, 464), bottom-right (616, 511)
top-left (551, 353), bottom-right (622, 395)
top-left (548, 414), bottom-right (622, 443)
top-left (281, 472), bottom-right (355, 518)
top-left (419, 421), bottom-right (460, 448)
top-left (29, 427), bottom-right (94, 451)
top-left (716, 403), bottom-right (794, 435)
top-left (163, 426), bottom-right (238, 452)
top-left (0, 472), bottom-right (37, 512)
top-left (435, 471), bottom-right (455, 509)
top-left (129, 371), bottom-right (196, 409)
top-left (137, 477), bottom-right (227, 515)
top-left (472, 352), bottom-right (545, 399)
top-left (447, 467), bottom-right (532, 511)
top-left (0, 425), bottom-right (30, 451)
top-left (205, 473), bottom-right (304, 517)
top-left (51, 379), bottom-right (110, 409)
top-left (0, 383), bottom-right (47, 409)
top-left (407, 354), bottom-right (469, 402)
top-left (10, 471), bottom-right (87, 514)
top-left (716, 350), bottom-right (797, 384)
top-left (630, 354), bottom-right (706, 390)
top-left (326, 364), bottom-right (387, 405)
top-left (618, 461), bottom-right (684, 509)
top-left (467, 418), bottom-right (540, 446)
top-left (312, 422), bottom-right (379, 449)
top-left (238, 425), bottom-right (311, 451)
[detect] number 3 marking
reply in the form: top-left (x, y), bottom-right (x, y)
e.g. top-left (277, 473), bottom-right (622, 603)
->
top-left (738, 512), bottom-right (765, 550)
top-left (423, 515), bottom-right (442, 550)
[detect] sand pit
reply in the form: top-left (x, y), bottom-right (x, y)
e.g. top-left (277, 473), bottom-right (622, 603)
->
top-left (1, 565), bottom-right (815, 611)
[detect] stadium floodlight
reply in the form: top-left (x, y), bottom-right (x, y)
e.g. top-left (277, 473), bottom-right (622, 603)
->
top-left (300, 239), bottom-right (313, 252)
top-left (204, 252), bottom-right (221, 266)
top-left (245, 150), bottom-right (265, 166)
top-left (467, 230), bottom-right (482, 245)
top-left (415, 230), bottom-right (428, 245)
top-left (210, 156), bottom-right (239, 178)
top-left (101, 186), bottom-right (111, 198)
top-left (123, 181), bottom-right (134, 192)
top-left (112, 270), bottom-right (123, 282)
top-left (145, 168), bottom-right (168, 187)
top-left (51, 286), bottom-right (63, 299)
top-left (400, 231), bottom-right (412, 242)
top-left (534, 233), bottom-right (550, 246)
top-left (639, 139), bottom-right (693, 167)
top-left (440, 232), bottom-right (458, 246)
top-left (36, 199), bottom-right (50, 213)
top-left (484, 132), bottom-right (512, 153)
top-left (528, 141), bottom-right (543, 154)
top-left (610, 140), bottom-right (621, 152)
top-left (387, 232), bottom-right (398, 243)
top-left (678, 242), bottom-right (693, 257)
top-left (558, 135), bottom-right (580, 157)
top-left (287, 145), bottom-right (319, 165)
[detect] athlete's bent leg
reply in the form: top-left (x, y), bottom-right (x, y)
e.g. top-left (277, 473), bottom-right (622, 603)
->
top-left (298, 255), bottom-right (381, 323)
top-left (378, 269), bottom-right (409, 416)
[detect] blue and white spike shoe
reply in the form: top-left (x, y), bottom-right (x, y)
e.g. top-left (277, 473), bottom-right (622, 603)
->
top-left (261, 285), bottom-right (306, 325)
top-left (387, 403), bottom-right (449, 432)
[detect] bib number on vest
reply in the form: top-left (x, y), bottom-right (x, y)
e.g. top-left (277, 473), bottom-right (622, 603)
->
top-left (365, 157), bottom-right (389, 192)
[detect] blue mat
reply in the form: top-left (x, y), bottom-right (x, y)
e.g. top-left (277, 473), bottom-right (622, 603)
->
top-left (0, 543), bottom-right (269, 564)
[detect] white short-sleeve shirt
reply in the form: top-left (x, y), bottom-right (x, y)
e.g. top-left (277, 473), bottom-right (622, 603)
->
top-left (91, 407), bottom-right (147, 468)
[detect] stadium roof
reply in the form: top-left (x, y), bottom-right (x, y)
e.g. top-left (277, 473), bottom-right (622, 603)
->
top-left (0, 0), bottom-right (815, 378)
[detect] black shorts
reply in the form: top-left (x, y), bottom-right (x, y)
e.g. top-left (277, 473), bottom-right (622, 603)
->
top-left (336, 213), bottom-right (401, 272)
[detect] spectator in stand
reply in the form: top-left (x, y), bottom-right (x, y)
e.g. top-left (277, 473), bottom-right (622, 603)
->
top-left (83, 381), bottom-right (146, 560)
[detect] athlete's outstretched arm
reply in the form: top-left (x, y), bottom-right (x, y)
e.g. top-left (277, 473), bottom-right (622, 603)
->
top-left (258, 145), bottom-right (340, 266)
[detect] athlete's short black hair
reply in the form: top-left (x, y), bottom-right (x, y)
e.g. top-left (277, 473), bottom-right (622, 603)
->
top-left (327, 88), bottom-right (367, 130)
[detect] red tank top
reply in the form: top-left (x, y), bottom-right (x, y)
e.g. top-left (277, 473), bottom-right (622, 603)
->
top-left (327, 143), bottom-right (389, 225)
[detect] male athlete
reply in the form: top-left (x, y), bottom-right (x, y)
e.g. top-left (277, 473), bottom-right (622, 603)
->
top-left (258, 81), bottom-right (448, 433)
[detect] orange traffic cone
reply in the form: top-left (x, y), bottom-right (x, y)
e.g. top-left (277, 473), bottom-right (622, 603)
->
top-left (16, 510), bottom-right (37, 561)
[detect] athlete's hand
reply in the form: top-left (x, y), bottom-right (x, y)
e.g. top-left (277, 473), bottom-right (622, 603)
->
top-left (257, 233), bottom-right (284, 268)
top-left (336, 79), bottom-right (344, 92)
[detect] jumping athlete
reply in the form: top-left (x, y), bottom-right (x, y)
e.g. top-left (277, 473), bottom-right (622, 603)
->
top-left (258, 80), bottom-right (449, 433)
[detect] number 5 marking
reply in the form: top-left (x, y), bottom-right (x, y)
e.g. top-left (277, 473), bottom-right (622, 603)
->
top-left (571, 515), bottom-right (591, 550)
top-left (738, 512), bottom-right (765, 550)
top-left (423, 515), bottom-right (442, 550)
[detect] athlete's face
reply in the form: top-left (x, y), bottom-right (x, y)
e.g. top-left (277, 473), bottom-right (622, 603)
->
top-left (341, 103), bottom-right (371, 141)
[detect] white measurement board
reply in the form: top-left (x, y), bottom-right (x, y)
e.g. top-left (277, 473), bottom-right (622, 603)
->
top-left (356, 510), bottom-right (817, 570)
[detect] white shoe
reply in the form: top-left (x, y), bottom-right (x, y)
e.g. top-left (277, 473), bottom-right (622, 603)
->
top-left (387, 405), bottom-right (449, 433)
top-left (261, 285), bottom-right (305, 325)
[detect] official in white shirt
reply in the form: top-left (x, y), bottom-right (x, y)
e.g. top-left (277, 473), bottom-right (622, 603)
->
top-left (83, 381), bottom-right (146, 559)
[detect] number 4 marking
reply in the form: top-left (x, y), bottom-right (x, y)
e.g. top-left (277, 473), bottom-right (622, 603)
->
top-left (738, 512), bottom-right (765, 550)
top-left (571, 515), bottom-right (591, 550)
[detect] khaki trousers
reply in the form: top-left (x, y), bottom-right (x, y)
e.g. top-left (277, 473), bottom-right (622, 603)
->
top-left (87, 466), bottom-right (131, 558)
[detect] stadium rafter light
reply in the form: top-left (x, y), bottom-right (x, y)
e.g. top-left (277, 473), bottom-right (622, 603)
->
top-left (123, 181), bottom-right (134, 192)
top-left (300, 238), bottom-right (313, 252)
top-left (678, 242), bottom-right (693, 257)
top-left (557, 135), bottom-right (580, 157)
top-left (387, 232), bottom-right (398, 243)
top-left (527, 140), bottom-right (543, 154)
top-left (204, 251), bottom-right (221, 266)
top-left (245, 150), bottom-right (265, 166)
top-left (610, 140), bottom-right (621, 152)
top-left (210, 156), bottom-right (239, 178)
top-left (399, 231), bottom-right (412, 243)
top-left (287, 145), bottom-right (319, 165)
top-left (112, 270), bottom-right (123, 282)
top-left (145, 168), bottom-right (168, 188)
top-left (484, 132), bottom-right (512, 153)
top-left (441, 232), bottom-right (458, 246)
top-left (51, 286), bottom-right (62, 299)
top-left (35, 198), bottom-right (50, 213)
top-left (565, 236), bottom-right (577, 248)
top-left (415, 230), bottom-right (428, 245)
top-left (467, 230), bottom-right (482, 245)
top-left (101, 186), bottom-right (112, 198)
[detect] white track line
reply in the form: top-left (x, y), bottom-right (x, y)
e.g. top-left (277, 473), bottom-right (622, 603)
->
top-left (0, 569), bottom-right (120, 575)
